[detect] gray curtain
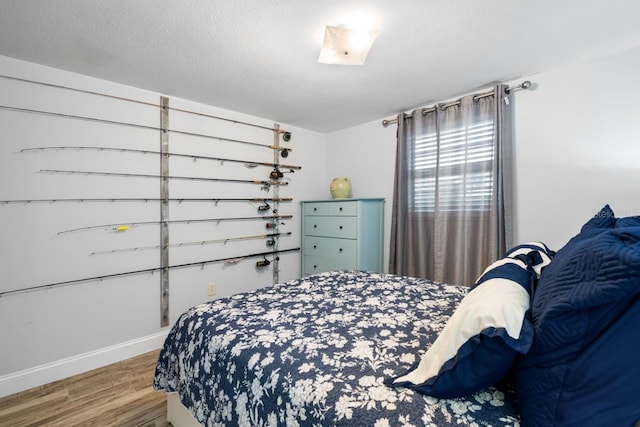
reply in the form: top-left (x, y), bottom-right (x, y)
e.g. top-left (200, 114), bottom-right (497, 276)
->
top-left (389, 84), bottom-right (513, 286)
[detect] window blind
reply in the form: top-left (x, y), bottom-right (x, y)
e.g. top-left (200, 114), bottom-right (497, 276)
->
top-left (412, 120), bottom-right (494, 212)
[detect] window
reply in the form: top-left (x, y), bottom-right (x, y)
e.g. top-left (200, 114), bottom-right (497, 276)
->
top-left (412, 119), bottom-right (495, 213)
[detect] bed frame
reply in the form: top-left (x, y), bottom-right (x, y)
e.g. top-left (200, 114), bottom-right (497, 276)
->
top-left (167, 393), bottom-right (200, 427)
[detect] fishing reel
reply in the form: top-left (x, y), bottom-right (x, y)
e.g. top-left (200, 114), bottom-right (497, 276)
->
top-left (280, 148), bottom-right (290, 158)
top-left (256, 258), bottom-right (271, 268)
top-left (258, 202), bottom-right (278, 215)
top-left (256, 256), bottom-right (279, 269)
top-left (269, 167), bottom-right (284, 180)
top-left (282, 131), bottom-right (292, 142)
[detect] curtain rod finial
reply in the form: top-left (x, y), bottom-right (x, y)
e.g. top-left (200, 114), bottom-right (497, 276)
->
top-left (506, 80), bottom-right (533, 94)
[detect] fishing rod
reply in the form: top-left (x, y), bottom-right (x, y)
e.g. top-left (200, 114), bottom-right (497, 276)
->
top-left (57, 215), bottom-right (292, 235)
top-left (39, 169), bottom-right (289, 187)
top-left (20, 146), bottom-right (301, 171)
top-left (90, 232), bottom-right (292, 255)
top-left (0, 105), bottom-right (293, 154)
top-left (0, 247), bottom-right (301, 298)
top-left (0, 197), bottom-right (293, 204)
top-left (0, 74), bottom-right (292, 137)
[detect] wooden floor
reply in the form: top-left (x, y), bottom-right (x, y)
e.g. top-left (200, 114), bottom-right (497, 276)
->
top-left (0, 350), bottom-right (170, 427)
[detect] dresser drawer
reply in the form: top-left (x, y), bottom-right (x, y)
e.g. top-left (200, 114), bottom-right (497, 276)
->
top-left (303, 255), bottom-right (357, 275)
top-left (303, 236), bottom-right (357, 263)
top-left (304, 216), bottom-right (357, 238)
top-left (303, 202), bottom-right (329, 216)
top-left (303, 201), bottom-right (357, 216)
top-left (327, 201), bottom-right (357, 216)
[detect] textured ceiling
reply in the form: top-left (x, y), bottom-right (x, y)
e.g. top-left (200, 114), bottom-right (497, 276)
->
top-left (1, 1), bottom-right (640, 132)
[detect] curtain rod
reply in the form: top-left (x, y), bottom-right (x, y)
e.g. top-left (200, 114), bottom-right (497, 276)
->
top-left (381, 80), bottom-right (532, 127)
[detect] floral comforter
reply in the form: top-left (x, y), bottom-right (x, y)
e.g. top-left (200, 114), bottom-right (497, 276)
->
top-left (154, 270), bottom-right (520, 426)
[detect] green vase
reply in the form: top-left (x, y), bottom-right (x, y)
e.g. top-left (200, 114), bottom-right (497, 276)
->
top-left (330, 177), bottom-right (351, 199)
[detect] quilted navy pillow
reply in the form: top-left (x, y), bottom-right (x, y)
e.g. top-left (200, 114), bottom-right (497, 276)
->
top-left (616, 215), bottom-right (640, 228)
top-left (515, 208), bottom-right (640, 426)
top-left (572, 204), bottom-right (616, 240)
top-left (387, 242), bottom-right (553, 398)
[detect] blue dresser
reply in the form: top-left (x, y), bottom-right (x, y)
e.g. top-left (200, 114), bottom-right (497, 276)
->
top-left (300, 198), bottom-right (384, 275)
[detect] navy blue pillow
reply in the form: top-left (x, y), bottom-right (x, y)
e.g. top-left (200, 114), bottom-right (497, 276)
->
top-left (615, 216), bottom-right (640, 228)
top-left (515, 208), bottom-right (640, 426)
top-left (387, 243), bottom-right (553, 398)
top-left (572, 204), bottom-right (616, 241)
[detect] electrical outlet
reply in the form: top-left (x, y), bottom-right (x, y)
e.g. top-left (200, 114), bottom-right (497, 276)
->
top-left (207, 282), bottom-right (216, 296)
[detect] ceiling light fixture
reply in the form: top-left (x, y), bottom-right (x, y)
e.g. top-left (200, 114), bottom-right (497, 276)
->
top-left (318, 24), bottom-right (379, 65)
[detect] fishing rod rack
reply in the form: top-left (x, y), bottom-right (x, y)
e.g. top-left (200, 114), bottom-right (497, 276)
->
top-left (0, 247), bottom-right (301, 298)
top-left (0, 197), bottom-right (293, 205)
top-left (20, 146), bottom-right (301, 173)
top-left (0, 74), bottom-right (301, 326)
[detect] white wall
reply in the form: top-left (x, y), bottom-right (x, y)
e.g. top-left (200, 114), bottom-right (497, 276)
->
top-left (0, 55), bottom-right (327, 396)
top-left (324, 120), bottom-right (397, 270)
top-left (326, 45), bottom-right (640, 263)
top-left (512, 46), bottom-right (640, 248)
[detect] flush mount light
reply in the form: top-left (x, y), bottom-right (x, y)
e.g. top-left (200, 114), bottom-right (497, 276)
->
top-left (318, 24), bottom-right (379, 65)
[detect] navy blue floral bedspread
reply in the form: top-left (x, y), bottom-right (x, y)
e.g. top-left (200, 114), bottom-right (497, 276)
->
top-left (154, 270), bottom-right (520, 426)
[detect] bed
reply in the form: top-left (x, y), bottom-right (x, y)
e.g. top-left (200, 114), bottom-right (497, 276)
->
top-left (154, 270), bottom-right (520, 426)
top-left (154, 205), bottom-right (640, 426)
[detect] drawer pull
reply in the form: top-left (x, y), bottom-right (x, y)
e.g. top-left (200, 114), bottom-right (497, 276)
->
top-left (313, 207), bottom-right (317, 211)
top-left (314, 224), bottom-right (317, 228)
top-left (339, 248), bottom-right (343, 252)
top-left (313, 245), bottom-right (317, 249)
top-left (339, 207), bottom-right (343, 211)
top-left (313, 264), bottom-right (317, 269)
top-left (339, 226), bottom-right (343, 230)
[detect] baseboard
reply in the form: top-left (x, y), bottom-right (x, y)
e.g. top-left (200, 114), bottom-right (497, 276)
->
top-left (0, 330), bottom-right (168, 398)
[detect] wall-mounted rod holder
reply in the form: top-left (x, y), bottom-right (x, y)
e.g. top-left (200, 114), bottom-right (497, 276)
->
top-left (0, 197), bottom-right (294, 204)
top-left (20, 146), bottom-right (301, 171)
top-left (271, 123), bottom-right (281, 284)
top-left (159, 96), bottom-right (170, 327)
top-left (0, 248), bottom-right (301, 298)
